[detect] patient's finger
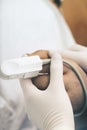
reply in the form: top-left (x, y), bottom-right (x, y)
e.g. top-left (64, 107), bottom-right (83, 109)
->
top-left (26, 50), bottom-right (50, 59)
top-left (26, 50), bottom-right (50, 73)
top-left (32, 75), bottom-right (50, 90)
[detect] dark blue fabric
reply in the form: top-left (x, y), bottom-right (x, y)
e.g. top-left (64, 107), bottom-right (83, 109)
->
top-left (75, 111), bottom-right (87, 130)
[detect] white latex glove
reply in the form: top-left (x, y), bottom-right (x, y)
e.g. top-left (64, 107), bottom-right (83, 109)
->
top-left (20, 52), bottom-right (74, 130)
top-left (60, 44), bottom-right (87, 72)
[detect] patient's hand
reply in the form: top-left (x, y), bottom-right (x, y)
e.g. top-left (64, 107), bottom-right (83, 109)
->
top-left (26, 50), bottom-right (87, 114)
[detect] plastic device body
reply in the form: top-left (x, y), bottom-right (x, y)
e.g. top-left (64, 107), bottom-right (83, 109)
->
top-left (0, 56), bottom-right (51, 79)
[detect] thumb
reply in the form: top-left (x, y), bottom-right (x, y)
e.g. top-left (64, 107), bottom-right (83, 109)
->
top-left (20, 78), bottom-right (40, 99)
top-left (49, 51), bottom-right (64, 90)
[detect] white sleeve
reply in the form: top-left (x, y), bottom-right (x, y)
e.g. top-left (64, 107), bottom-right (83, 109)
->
top-left (0, 96), bottom-right (25, 130)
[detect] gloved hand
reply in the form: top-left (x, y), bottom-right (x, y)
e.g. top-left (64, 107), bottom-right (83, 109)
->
top-left (20, 52), bottom-right (74, 130)
top-left (60, 44), bottom-right (87, 72)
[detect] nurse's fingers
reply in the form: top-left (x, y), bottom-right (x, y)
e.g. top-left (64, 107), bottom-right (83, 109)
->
top-left (69, 44), bottom-right (86, 51)
top-left (49, 51), bottom-right (64, 91)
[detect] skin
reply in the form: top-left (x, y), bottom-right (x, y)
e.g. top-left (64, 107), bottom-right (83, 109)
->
top-left (27, 50), bottom-right (87, 115)
top-left (52, 0), bottom-right (87, 46)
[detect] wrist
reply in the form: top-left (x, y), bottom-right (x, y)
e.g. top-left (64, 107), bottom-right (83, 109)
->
top-left (43, 115), bottom-right (75, 130)
top-left (49, 126), bottom-right (75, 130)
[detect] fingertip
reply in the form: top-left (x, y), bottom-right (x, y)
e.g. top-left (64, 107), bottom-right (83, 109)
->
top-left (49, 50), bottom-right (62, 60)
top-left (48, 50), bottom-right (56, 57)
top-left (49, 51), bottom-right (63, 71)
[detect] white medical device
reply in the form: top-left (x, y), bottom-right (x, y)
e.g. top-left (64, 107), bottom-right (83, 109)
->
top-left (0, 56), bottom-right (51, 79)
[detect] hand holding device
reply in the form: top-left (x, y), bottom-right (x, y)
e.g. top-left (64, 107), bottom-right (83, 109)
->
top-left (20, 52), bottom-right (74, 130)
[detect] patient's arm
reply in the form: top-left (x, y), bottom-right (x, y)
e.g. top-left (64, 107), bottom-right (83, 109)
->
top-left (27, 50), bottom-right (87, 114)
